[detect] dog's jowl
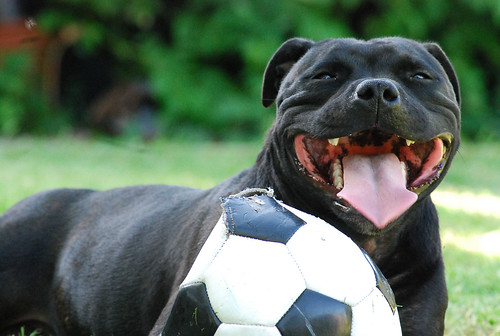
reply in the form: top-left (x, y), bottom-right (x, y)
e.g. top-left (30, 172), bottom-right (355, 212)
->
top-left (0, 37), bottom-right (460, 336)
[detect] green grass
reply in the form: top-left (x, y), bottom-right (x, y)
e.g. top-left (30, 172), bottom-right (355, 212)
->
top-left (1, 136), bottom-right (499, 335)
top-left (0, 136), bottom-right (261, 211)
top-left (434, 142), bottom-right (500, 335)
top-left (19, 327), bottom-right (40, 336)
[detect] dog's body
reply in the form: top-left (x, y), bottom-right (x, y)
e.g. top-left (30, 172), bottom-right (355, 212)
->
top-left (0, 37), bottom-right (460, 336)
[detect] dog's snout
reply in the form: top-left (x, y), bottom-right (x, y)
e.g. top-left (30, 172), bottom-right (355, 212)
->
top-left (355, 79), bottom-right (400, 106)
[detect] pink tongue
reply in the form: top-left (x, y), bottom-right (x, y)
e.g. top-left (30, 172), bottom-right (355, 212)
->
top-left (337, 153), bottom-right (418, 229)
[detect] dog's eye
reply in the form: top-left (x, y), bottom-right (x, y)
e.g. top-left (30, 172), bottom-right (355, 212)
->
top-left (314, 72), bottom-right (336, 80)
top-left (411, 72), bottom-right (432, 80)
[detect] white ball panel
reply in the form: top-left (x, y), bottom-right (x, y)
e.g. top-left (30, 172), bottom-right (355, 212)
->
top-left (204, 235), bottom-right (306, 326)
top-left (351, 289), bottom-right (402, 336)
top-left (215, 324), bottom-right (282, 336)
top-left (181, 217), bottom-right (229, 286)
top-left (280, 202), bottom-right (332, 228)
top-left (286, 219), bottom-right (375, 306)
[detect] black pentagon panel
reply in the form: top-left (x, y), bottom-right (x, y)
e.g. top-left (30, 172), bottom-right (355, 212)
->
top-left (222, 194), bottom-right (306, 244)
top-left (277, 289), bottom-right (352, 336)
top-left (162, 283), bottom-right (220, 336)
top-left (361, 249), bottom-right (398, 314)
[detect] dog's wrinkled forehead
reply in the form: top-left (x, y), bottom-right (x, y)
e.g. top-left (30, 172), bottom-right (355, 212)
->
top-left (291, 38), bottom-right (441, 78)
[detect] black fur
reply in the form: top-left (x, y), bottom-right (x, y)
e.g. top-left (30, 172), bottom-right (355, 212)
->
top-left (0, 37), bottom-right (460, 336)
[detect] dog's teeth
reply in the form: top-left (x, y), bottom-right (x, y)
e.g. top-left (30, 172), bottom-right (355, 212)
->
top-left (406, 139), bottom-right (415, 146)
top-left (401, 161), bottom-right (408, 181)
top-left (333, 158), bottom-right (343, 189)
top-left (334, 176), bottom-right (343, 190)
top-left (328, 138), bottom-right (340, 146)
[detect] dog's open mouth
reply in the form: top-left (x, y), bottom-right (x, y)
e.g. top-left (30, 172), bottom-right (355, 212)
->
top-left (294, 129), bottom-right (452, 229)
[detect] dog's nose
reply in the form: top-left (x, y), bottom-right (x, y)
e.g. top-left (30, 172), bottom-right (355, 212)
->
top-left (355, 79), bottom-right (400, 107)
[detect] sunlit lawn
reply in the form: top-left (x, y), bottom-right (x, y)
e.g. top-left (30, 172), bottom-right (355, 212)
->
top-left (432, 142), bottom-right (500, 335)
top-left (1, 136), bottom-right (499, 335)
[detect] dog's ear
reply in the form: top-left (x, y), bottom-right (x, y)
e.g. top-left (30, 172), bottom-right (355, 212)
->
top-left (424, 43), bottom-right (461, 106)
top-left (262, 38), bottom-right (314, 107)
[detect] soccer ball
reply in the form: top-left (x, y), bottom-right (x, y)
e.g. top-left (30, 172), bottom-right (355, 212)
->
top-left (162, 190), bottom-right (401, 336)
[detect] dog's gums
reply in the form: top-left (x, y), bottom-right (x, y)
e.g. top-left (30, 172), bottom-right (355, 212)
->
top-left (294, 129), bottom-right (451, 199)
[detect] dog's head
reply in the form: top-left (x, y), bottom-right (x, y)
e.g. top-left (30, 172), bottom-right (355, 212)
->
top-left (260, 37), bottom-right (460, 236)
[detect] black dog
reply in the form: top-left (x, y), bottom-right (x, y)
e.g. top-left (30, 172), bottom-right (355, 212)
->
top-left (0, 37), bottom-right (460, 336)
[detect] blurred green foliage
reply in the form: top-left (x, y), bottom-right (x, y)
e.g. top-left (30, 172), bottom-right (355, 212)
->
top-left (1, 0), bottom-right (500, 139)
top-left (0, 52), bottom-right (67, 135)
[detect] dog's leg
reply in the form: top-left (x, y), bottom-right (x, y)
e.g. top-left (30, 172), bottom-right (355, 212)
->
top-left (396, 263), bottom-right (448, 336)
top-left (0, 189), bottom-right (93, 334)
